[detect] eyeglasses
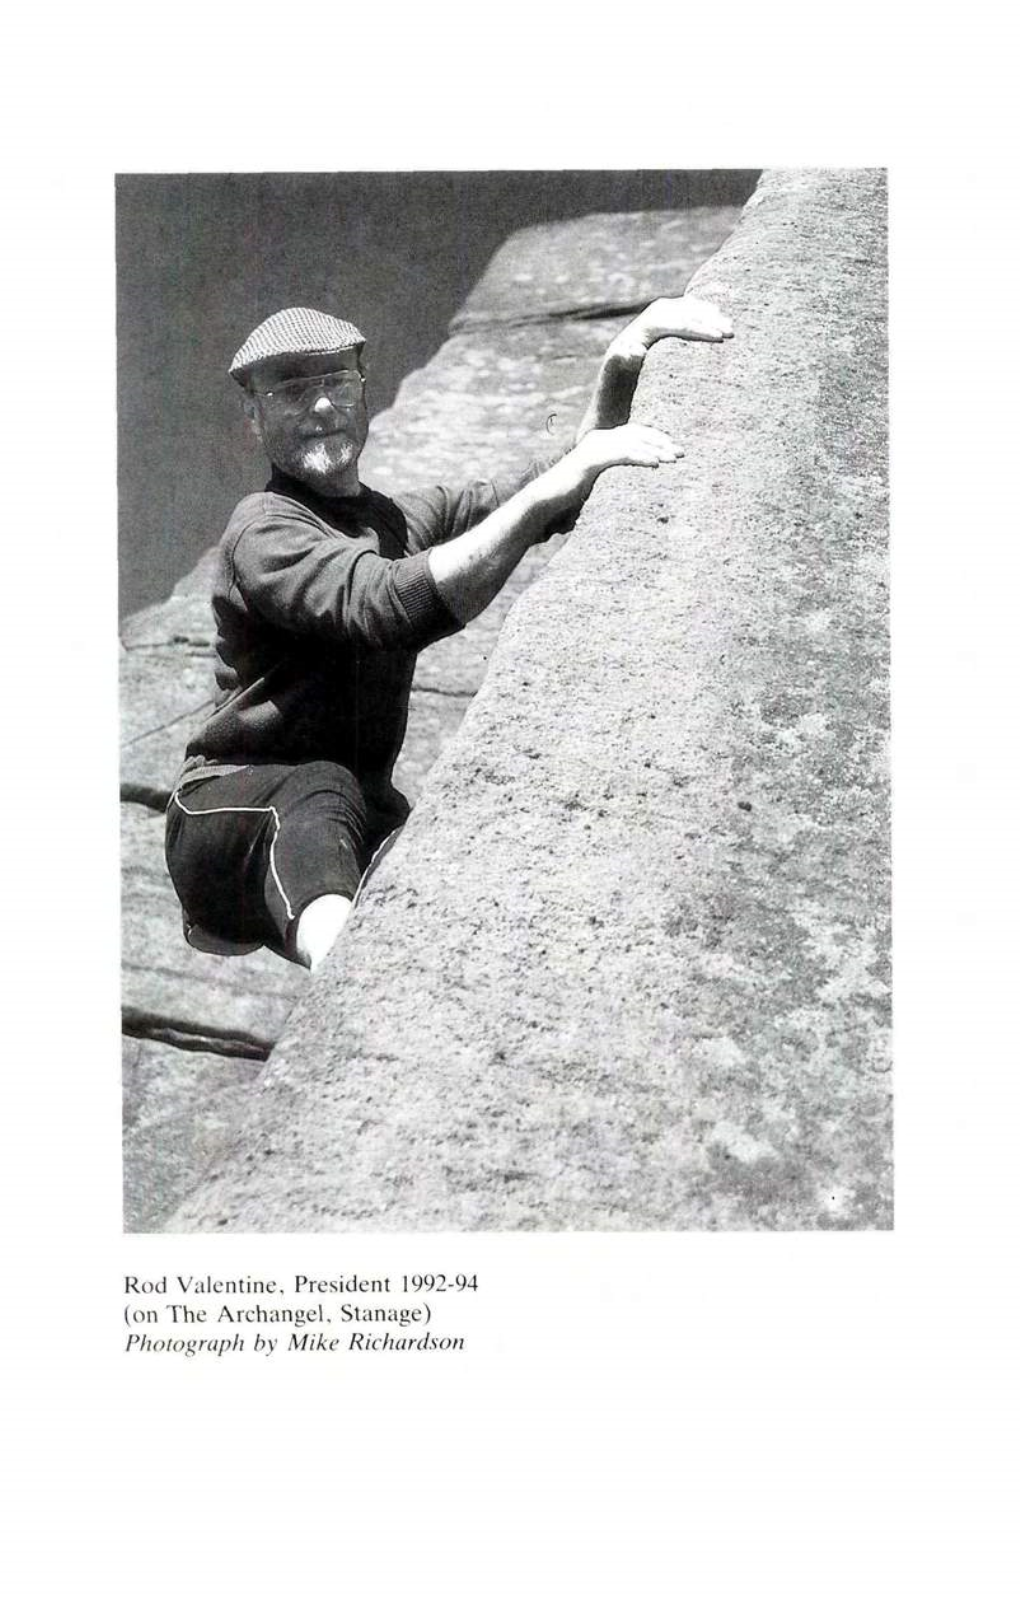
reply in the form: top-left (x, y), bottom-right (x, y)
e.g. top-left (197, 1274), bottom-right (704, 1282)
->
top-left (255, 370), bottom-right (366, 414)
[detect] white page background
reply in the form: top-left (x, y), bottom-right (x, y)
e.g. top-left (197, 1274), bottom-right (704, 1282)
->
top-left (5, 7), bottom-right (1016, 1595)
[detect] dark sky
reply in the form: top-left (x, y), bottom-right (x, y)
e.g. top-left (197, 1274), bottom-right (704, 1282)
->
top-left (116, 170), bottom-right (759, 616)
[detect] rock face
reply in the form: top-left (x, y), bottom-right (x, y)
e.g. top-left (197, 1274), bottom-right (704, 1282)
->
top-left (450, 208), bottom-right (748, 330)
top-left (122, 1037), bottom-right (263, 1233)
top-left (121, 203), bottom-right (741, 1229)
top-left (167, 169), bottom-right (891, 1233)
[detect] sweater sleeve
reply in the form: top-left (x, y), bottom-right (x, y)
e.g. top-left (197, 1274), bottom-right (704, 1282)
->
top-left (229, 504), bottom-right (459, 650)
top-left (396, 450), bottom-right (567, 553)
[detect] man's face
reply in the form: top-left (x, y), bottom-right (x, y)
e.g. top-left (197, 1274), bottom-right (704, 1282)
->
top-left (247, 348), bottom-right (369, 493)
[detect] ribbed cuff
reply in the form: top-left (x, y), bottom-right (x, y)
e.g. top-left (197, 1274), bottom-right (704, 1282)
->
top-left (393, 550), bottom-right (460, 643)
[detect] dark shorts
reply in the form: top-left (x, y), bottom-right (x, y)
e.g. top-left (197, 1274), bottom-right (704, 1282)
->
top-left (165, 761), bottom-right (404, 960)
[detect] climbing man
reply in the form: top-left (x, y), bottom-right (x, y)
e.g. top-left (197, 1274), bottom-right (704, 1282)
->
top-left (165, 295), bottom-right (733, 970)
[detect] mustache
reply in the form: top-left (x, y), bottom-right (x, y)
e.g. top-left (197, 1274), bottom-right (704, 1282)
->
top-left (301, 435), bottom-right (352, 454)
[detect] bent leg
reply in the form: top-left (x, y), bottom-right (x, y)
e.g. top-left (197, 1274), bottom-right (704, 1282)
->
top-left (166, 761), bottom-right (373, 966)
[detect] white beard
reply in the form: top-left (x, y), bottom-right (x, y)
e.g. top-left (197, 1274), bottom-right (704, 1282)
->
top-left (295, 434), bottom-right (357, 491)
top-left (303, 436), bottom-right (348, 472)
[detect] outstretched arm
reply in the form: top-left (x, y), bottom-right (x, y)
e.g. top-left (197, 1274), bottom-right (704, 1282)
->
top-left (428, 424), bottom-right (679, 624)
top-left (575, 295), bottom-right (733, 441)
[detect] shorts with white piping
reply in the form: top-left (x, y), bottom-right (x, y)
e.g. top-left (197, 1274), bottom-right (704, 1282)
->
top-left (164, 760), bottom-right (404, 962)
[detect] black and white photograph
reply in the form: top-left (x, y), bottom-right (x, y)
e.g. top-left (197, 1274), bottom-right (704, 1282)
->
top-left (119, 168), bottom-right (890, 1233)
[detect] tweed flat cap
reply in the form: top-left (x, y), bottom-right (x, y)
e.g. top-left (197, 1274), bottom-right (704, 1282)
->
top-left (229, 307), bottom-right (365, 384)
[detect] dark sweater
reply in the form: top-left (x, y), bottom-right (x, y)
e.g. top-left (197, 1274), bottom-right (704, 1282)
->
top-left (179, 461), bottom-right (552, 799)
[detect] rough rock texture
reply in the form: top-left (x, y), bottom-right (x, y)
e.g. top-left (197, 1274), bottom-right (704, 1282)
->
top-left (168, 170), bottom-right (891, 1233)
top-left (122, 1037), bottom-right (263, 1232)
top-left (121, 204), bottom-right (739, 1229)
top-left (450, 208), bottom-right (744, 330)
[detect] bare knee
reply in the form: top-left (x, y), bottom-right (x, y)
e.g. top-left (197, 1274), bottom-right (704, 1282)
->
top-left (293, 894), bottom-right (353, 971)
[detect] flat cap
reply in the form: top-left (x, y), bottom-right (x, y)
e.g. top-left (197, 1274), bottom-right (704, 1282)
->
top-left (229, 306), bottom-right (365, 384)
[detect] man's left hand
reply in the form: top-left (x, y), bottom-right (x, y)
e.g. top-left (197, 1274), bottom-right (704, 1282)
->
top-left (637, 296), bottom-right (734, 346)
